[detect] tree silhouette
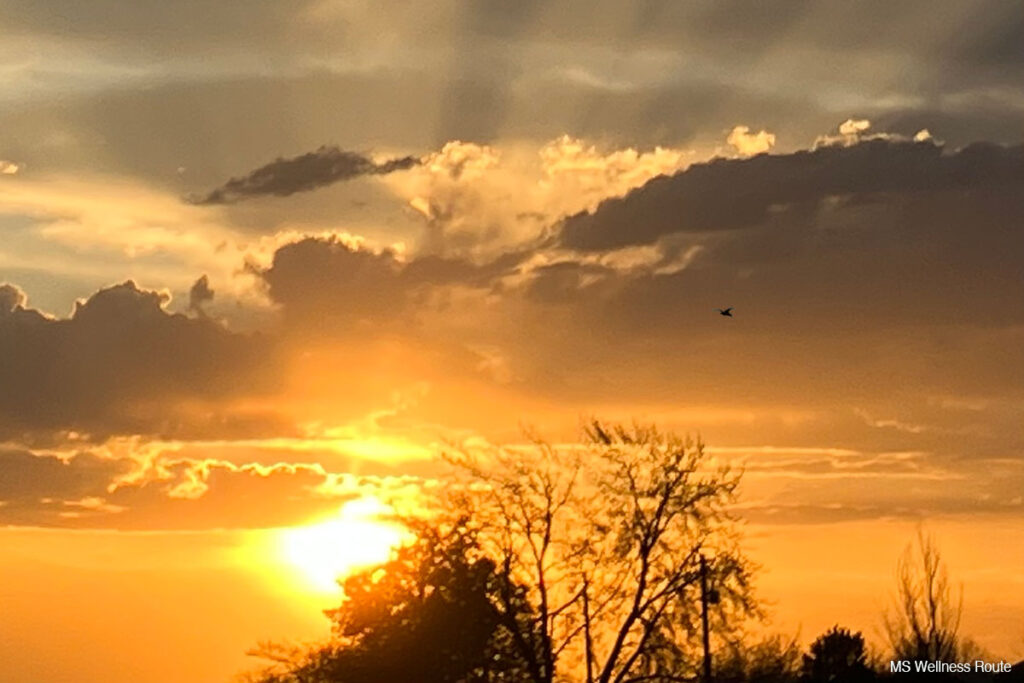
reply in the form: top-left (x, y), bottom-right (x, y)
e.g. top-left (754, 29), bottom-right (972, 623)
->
top-left (438, 420), bottom-right (758, 683)
top-left (883, 531), bottom-right (965, 663)
top-left (800, 626), bottom-right (874, 683)
top-left (714, 633), bottom-right (802, 683)
top-left (245, 519), bottom-right (541, 683)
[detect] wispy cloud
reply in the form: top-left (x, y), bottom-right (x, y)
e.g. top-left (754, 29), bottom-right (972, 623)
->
top-left (189, 146), bottom-right (419, 205)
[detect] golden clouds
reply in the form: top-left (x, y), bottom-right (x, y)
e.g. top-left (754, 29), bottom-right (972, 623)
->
top-left (726, 125), bottom-right (776, 156)
top-left (0, 282), bottom-right (27, 312)
top-left (0, 175), bottom-right (228, 258)
top-left (0, 174), bottom-right (268, 321)
top-left (839, 118), bottom-right (872, 136)
top-left (0, 434), bottom-right (430, 530)
top-left (386, 136), bottom-right (693, 256)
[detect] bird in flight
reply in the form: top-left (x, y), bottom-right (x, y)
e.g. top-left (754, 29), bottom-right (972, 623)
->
top-left (716, 307), bottom-right (734, 317)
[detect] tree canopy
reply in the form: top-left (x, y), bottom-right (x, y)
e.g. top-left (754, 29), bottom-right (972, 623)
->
top-left (246, 520), bottom-right (541, 683)
top-left (436, 421), bottom-right (758, 683)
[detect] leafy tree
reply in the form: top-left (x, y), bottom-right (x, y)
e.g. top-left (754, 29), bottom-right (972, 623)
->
top-left (438, 421), bottom-right (758, 683)
top-left (245, 519), bottom-right (541, 683)
top-left (714, 633), bottom-right (802, 683)
top-left (883, 531), bottom-right (965, 662)
top-left (800, 626), bottom-right (874, 683)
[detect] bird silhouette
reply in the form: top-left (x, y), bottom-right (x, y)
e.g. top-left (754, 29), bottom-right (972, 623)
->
top-left (716, 307), bottom-right (734, 317)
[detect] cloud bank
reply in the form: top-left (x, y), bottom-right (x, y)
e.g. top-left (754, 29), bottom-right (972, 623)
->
top-left (0, 281), bottom-right (280, 440)
top-left (2, 131), bottom-right (1023, 530)
top-left (559, 138), bottom-right (1024, 251)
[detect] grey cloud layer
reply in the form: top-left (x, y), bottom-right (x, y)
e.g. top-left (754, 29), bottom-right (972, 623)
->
top-left (2, 1), bottom-right (1021, 191)
top-left (189, 146), bottom-right (419, 205)
top-left (257, 236), bottom-right (523, 328)
top-left (5, 1), bottom-right (1020, 77)
top-left (559, 139), bottom-right (1024, 250)
top-left (505, 141), bottom-right (1024, 416)
top-left (0, 281), bottom-right (281, 440)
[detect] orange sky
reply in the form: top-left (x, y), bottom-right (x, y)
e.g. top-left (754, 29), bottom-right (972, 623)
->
top-left (2, 517), bottom-right (1022, 683)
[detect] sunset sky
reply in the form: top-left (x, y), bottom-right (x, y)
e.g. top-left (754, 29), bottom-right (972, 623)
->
top-left (1, 2), bottom-right (1023, 681)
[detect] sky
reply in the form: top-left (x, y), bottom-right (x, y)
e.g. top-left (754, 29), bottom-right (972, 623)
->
top-left (1, 1), bottom-right (1023, 680)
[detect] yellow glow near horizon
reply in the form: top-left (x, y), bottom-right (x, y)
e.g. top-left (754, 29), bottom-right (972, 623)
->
top-left (277, 497), bottom-right (405, 594)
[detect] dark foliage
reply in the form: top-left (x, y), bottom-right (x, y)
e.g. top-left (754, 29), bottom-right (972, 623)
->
top-left (713, 633), bottom-right (802, 683)
top-left (246, 520), bottom-right (541, 683)
top-left (800, 626), bottom-right (875, 683)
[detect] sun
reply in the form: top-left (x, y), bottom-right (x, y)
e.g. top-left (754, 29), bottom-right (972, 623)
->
top-left (277, 497), bottom-right (405, 594)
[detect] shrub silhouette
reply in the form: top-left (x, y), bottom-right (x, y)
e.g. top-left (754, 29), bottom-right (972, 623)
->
top-left (714, 633), bottom-right (802, 683)
top-left (800, 626), bottom-right (874, 683)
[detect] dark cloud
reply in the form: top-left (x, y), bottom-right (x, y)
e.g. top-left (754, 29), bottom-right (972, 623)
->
top-left (0, 0), bottom-right (317, 57)
top-left (523, 261), bottom-right (613, 304)
top-left (9, 0), bottom-right (1019, 78)
top-left (944, 4), bottom-right (1024, 69)
top-left (0, 280), bottom-right (281, 440)
top-left (187, 274), bottom-right (214, 315)
top-left (871, 107), bottom-right (1024, 154)
top-left (189, 146), bottom-right (419, 205)
top-left (258, 238), bottom-right (410, 326)
top-left (0, 448), bottom-right (130, 504)
top-left (433, 140), bottom-right (1024, 434)
top-left (257, 236), bottom-right (522, 329)
top-left (559, 139), bottom-right (1024, 251)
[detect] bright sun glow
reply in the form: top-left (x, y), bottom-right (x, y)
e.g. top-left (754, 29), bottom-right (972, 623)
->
top-left (278, 497), bottom-right (405, 594)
